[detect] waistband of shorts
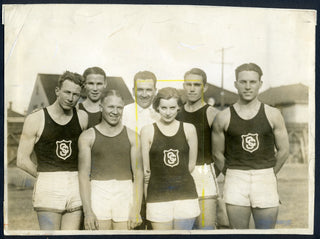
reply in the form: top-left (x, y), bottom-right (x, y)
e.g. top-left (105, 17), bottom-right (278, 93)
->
top-left (91, 179), bottom-right (133, 184)
top-left (226, 167), bottom-right (274, 175)
top-left (37, 171), bottom-right (78, 177)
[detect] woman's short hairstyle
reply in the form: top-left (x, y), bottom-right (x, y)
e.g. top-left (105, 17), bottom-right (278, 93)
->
top-left (153, 87), bottom-right (183, 112)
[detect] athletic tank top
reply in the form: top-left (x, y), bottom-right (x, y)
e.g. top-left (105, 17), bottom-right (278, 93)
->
top-left (176, 104), bottom-right (212, 165)
top-left (225, 103), bottom-right (276, 170)
top-left (34, 108), bottom-right (82, 172)
top-left (78, 102), bottom-right (102, 128)
top-left (147, 122), bottom-right (198, 203)
top-left (90, 126), bottom-right (132, 181)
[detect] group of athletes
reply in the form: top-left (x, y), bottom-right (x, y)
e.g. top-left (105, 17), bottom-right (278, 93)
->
top-left (17, 63), bottom-right (289, 231)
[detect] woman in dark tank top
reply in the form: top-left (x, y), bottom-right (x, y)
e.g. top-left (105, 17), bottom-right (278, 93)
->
top-left (141, 87), bottom-right (200, 230)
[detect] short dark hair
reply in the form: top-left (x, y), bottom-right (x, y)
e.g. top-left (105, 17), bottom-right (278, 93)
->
top-left (184, 68), bottom-right (207, 85)
top-left (83, 67), bottom-right (107, 82)
top-left (58, 71), bottom-right (84, 88)
top-left (153, 87), bottom-right (183, 113)
top-left (133, 71), bottom-right (157, 88)
top-left (101, 89), bottom-right (124, 103)
top-left (235, 63), bottom-right (263, 81)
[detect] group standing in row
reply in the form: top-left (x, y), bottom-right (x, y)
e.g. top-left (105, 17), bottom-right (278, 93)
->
top-left (17, 63), bottom-right (289, 230)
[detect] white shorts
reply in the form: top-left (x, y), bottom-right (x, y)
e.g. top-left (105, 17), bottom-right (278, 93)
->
top-left (33, 171), bottom-right (82, 213)
top-left (147, 199), bottom-right (200, 222)
top-left (91, 180), bottom-right (133, 222)
top-left (223, 168), bottom-right (279, 208)
top-left (191, 163), bottom-right (218, 198)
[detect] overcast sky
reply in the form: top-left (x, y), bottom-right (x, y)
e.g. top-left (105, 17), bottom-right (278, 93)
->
top-left (4, 4), bottom-right (316, 114)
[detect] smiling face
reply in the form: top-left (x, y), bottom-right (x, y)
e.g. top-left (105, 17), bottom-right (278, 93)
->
top-left (183, 73), bottom-right (207, 103)
top-left (85, 74), bottom-right (106, 102)
top-left (158, 98), bottom-right (180, 124)
top-left (235, 70), bottom-right (262, 102)
top-left (101, 95), bottom-right (124, 126)
top-left (56, 80), bottom-right (82, 111)
top-left (133, 79), bottom-right (156, 109)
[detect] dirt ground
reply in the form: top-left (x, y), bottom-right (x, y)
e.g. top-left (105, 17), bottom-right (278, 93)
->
top-left (4, 163), bottom-right (310, 231)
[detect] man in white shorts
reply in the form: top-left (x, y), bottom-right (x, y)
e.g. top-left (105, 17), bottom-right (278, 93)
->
top-left (17, 71), bottom-right (88, 230)
top-left (212, 63), bottom-right (289, 229)
top-left (78, 90), bottom-right (143, 230)
top-left (176, 68), bottom-right (219, 229)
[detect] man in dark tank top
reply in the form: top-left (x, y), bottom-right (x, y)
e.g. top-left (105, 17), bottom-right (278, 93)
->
top-left (78, 90), bottom-right (143, 230)
top-left (77, 67), bottom-right (107, 128)
top-left (212, 63), bottom-right (289, 229)
top-left (176, 68), bottom-right (219, 230)
top-left (17, 71), bottom-right (88, 230)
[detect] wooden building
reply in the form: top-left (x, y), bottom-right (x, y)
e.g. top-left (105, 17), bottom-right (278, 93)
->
top-left (259, 83), bottom-right (309, 164)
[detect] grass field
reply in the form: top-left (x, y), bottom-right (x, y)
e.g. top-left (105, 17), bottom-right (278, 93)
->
top-left (5, 164), bottom-right (310, 231)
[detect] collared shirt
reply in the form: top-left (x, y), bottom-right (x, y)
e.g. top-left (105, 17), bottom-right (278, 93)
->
top-left (122, 102), bottom-right (160, 134)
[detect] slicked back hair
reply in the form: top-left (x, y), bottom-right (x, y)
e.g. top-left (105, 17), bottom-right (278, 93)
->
top-left (235, 63), bottom-right (263, 81)
top-left (83, 67), bottom-right (107, 82)
top-left (101, 89), bottom-right (124, 104)
top-left (133, 71), bottom-right (157, 88)
top-left (184, 68), bottom-right (207, 85)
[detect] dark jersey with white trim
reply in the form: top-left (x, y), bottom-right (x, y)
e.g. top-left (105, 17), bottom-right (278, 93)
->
top-left (34, 108), bottom-right (82, 172)
top-left (176, 104), bottom-right (212, 165)
top-left (225, 103), bottom-right (276, 170)
top-left (78, 102), bottom-right (102, 128)
top-left (90, 126), bottom-right (132, 181)
top-left (147, 122), bottom-right (198, 203)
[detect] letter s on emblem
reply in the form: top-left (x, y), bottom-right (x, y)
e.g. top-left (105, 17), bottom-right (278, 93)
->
top-left (163, 149), bottom-right (179, 167)
top-left (241, 133), bottom-right (259, 153)
top-left (56, 140), bottom-right (72, 160)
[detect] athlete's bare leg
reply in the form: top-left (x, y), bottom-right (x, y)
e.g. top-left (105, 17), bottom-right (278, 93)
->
top-left (98, 220), bottom-right (112, 230)
top-left (113, 221), bottom-right (128, 230)
top-left (60, 210), bottom-right (82, 230)
top-left (174, 218), bottom-right (196, 230)
top-left (226, 204), bottom-right (251, 229)
top-left (37, 211), bottom-right (61, 230)
top-left (194, 198), bottom-right (217, 229)
top-left (151, 221), bottom-right (173, 230)
top-left (252, 207), bottom-right (278, 229)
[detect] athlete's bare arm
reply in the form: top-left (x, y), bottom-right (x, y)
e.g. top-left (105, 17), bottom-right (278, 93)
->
top-left (206, 105), bottom-right (219, 127)
top-left (140, 124), bottom-right (154, 198)
top-left (77, 109), bottom-right (89, 130)
top-left (17, 110), bottom-right (44, 177)
top-left (127, 128), bottom-right (143, 229)
top-left (265, 105), bottom-right (289, 174)
top-left (207, 106), bottom-right (221, 175)
top-left (212, 109), bottom-right (230, 173)
top-left (78, 128), bottom-right (98, 230)
top-left (183, 122), bottom-right (198, 173)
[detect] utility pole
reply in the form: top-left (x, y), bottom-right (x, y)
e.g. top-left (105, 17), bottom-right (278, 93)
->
top-left (219, 46), bottom-right (233, 110)
top-left (220, 48), bottom-right (225, 110)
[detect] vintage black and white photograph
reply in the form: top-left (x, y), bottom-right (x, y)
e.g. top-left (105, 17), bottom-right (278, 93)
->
top-left (3, 4), bottom-right (316, 235)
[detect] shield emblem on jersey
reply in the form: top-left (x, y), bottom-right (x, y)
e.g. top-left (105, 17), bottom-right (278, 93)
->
top-left (56, 140), bottom-right (72, 160)
top-left (163, 149), bottom-right (179, 168)
top-left (241, 133), bottom-right (259, 153)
